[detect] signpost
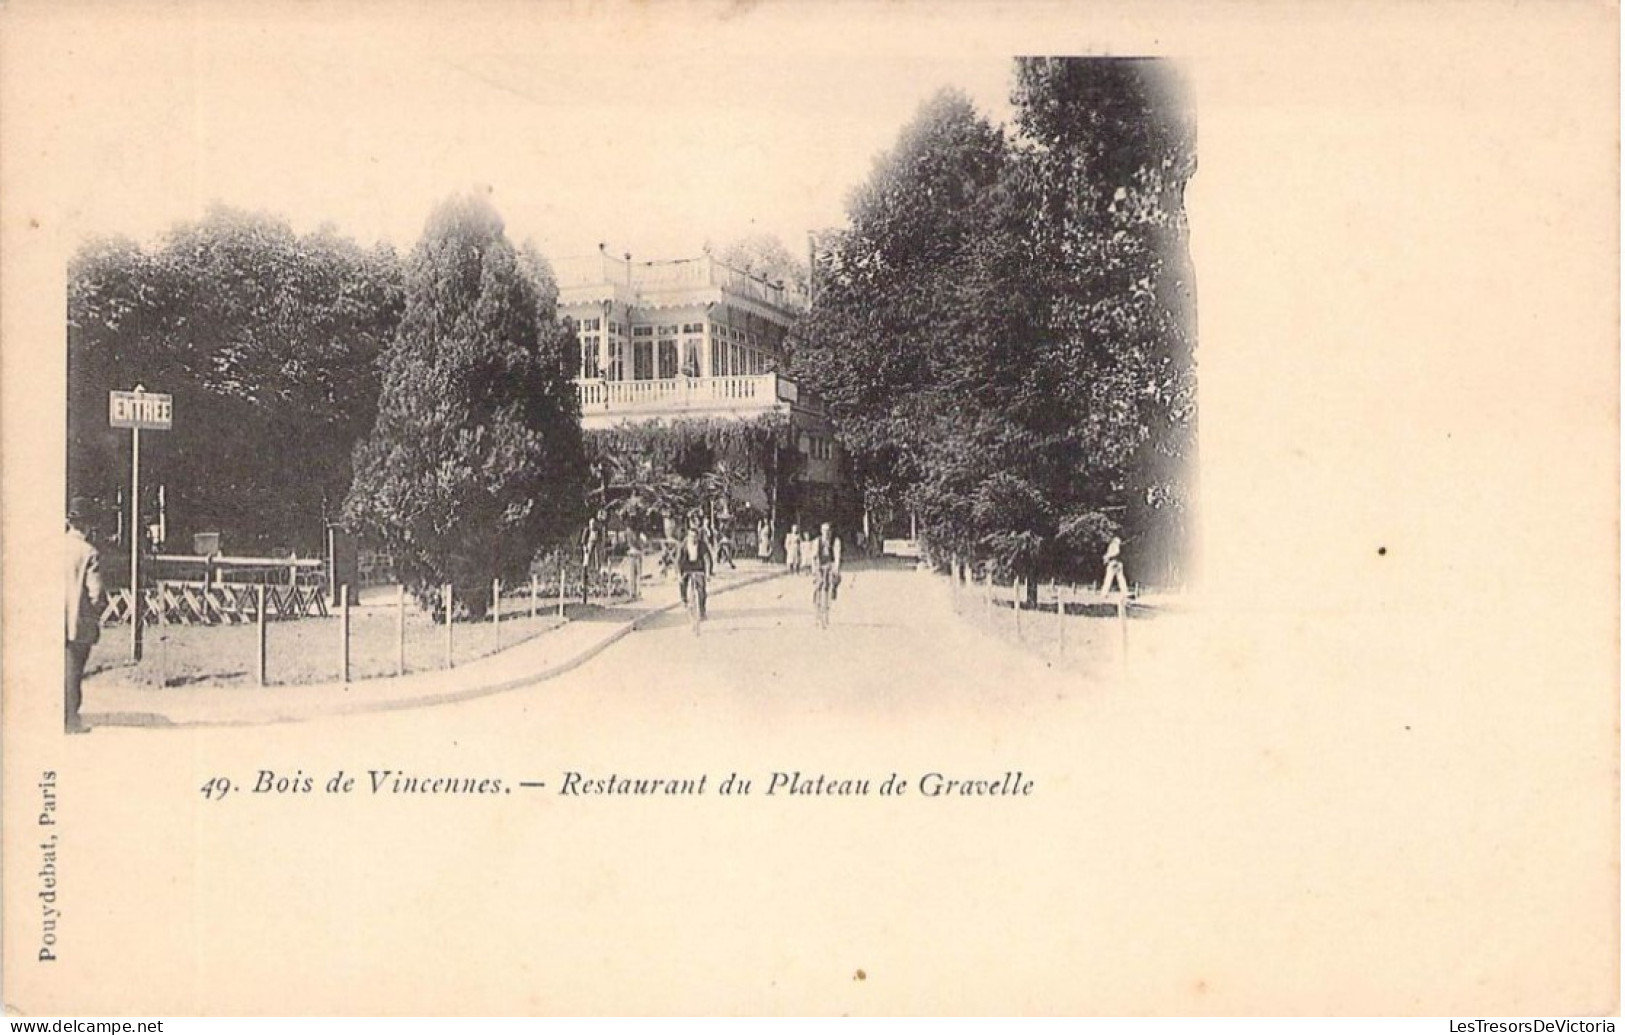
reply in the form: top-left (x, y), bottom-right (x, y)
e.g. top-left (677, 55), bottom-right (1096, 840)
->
top-left (109, 386), bottom-right (172, 662)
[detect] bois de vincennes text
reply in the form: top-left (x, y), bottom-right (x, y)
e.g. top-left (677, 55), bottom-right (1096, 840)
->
top-left (198, 768), bottom-right (1036, 801)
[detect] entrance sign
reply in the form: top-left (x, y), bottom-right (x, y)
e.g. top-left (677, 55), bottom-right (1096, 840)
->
top-left (109, 390), bottom-right (173, 430)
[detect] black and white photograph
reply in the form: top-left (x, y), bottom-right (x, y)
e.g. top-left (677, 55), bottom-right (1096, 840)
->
top-left (2, 0), bottom-right (1617, 1022)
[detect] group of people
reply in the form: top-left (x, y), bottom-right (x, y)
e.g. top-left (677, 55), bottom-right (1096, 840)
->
top-left (780, 523), bottom-right (841, 578)
top-left (679, 518), bottom-right (844, 624)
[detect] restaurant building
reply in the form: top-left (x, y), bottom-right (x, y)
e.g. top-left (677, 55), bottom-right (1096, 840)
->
top-left (555, 247), bottom-right (851, 540)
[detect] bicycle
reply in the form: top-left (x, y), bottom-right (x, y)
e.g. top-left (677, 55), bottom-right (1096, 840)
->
top-left (683, 570), bottom-right (706, 636)
top-left (812, 565), bottom-right (833, 629)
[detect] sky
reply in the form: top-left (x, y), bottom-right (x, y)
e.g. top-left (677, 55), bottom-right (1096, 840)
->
top-left (34, 1), bottom-right (1026, 264)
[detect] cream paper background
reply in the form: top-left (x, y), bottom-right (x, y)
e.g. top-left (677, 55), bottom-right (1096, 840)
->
top-left (2, 0), bottom-right (1617, 1017)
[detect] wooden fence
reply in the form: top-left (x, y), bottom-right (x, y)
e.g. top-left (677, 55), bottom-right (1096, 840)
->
top-left (101, 581), bottom-right (328, 626)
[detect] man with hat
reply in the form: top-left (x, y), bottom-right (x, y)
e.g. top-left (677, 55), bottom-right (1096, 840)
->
top-left (65, 497), bottom-right (104, 734)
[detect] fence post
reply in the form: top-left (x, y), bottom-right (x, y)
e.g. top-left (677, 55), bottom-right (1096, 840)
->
top-left (338, 584), bottom-right (350, 685)
top-left (396, 583), bottom-right (406, 677)
top-left (255, 583), bottom-right (267, 687)
top-left (1014, 579), bottom-right (1023, 641)
top-left (1118, 589), bottom-right (1129, 673)
top-left (492, 578), bottom-right (502, 650)
top-left (556, 550), bottom-right (566, 618)
top-left (443, 583), bottom-right (454, 669)
top-left (530, 573), bottom-right (538, 618)
top-left (156, 579), bottom-right (167, 688)
top-left (1056, 581), bottom-right (1065, 656)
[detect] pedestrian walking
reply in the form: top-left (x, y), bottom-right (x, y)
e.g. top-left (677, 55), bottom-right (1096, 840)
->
top-left (1101, 535), bottom-right (1128, 596)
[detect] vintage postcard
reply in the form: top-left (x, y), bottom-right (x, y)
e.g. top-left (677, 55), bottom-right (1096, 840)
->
top-left (2, 0), bottom-right (1617, 1019)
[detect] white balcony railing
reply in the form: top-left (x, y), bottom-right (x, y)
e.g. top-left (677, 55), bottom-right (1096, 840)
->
top-left (576, 374), bottom-right (789, 418)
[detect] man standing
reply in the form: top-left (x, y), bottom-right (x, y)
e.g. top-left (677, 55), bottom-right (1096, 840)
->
top-left (65, 498), bottom-right (104, 734)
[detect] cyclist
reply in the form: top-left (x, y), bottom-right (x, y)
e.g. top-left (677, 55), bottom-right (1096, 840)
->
top-left (677, 524), bottom-right (710, 621)
top-left (811, 521), bottom-right (842, 609)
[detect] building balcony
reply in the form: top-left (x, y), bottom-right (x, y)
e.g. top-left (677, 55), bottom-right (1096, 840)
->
top-left (575, 373), bottom-right (802, 429)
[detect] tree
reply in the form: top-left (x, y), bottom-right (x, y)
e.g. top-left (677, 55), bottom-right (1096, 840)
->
top-left (714, 233), bottom-right (809, 299)
top-left (1011, 58), bottom-right (1197, 585)
top-left (67, 208), bottom-right (405, 554)
top-left (343, 192), bottom-right (586, 617)
top-left (790, 88), bottom-right (1010, 539)
top-left (582, 414), bottom-right (790, 534)
top-left (791, 64), bottom-right (1197, 588)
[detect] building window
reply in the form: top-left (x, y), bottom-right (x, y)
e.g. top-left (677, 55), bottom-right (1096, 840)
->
top-left (633, 340), bottom-right (654, 380)
top-left (606, 340), bottom-right (626, 382)
top-left (632, 325), bottom-right (653, 339)
top-left (710, 340), bottom-right (727, 377)
top-left (583, 317), bottom-right (602, 332)
top-left (657, 339), bottom-right (678, 379)
top-left (682, 339), bottom-right (701, 377)
top-left (682, 322), bottom-right (703, 334)
top-left (580, 339), bottom-right (601, 379)
top-left (579, 333), bottom-right (602, 375)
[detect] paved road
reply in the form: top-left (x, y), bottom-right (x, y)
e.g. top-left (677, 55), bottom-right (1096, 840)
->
top-left (566, 561), bottom-right (1073, 727)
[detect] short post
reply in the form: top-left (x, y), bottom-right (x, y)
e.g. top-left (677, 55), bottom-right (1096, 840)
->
top-left (338, 584), bottom-right (350, 685)
top-left (492, 577), bottom-right (502, 650)
top-left (530, 573), bottom-right (538, 619)
top-left (1118, 590), bottom-right (1129, 672)
top-left (255, 583), bottom-right (267, 687)
top-left (156, 579), bottom-right (168, 687)
top-left (1056, 581), bottom-right (1065, 656)
top-left (395, 583), bottom-right (407, 677)
top-left (1014, 579), bottom-right (1023, 641)
top-left (443, 583), bottom-right (454, 669)
top-left (556, 551), bottom-right (566, 618)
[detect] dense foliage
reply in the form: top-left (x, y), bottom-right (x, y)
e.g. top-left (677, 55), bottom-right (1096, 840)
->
top-left (342, 193), bottom-right (586, 617)
top-left (67, 207), bottom-right (405, 555)
top-left (790, 61), bottom-right (1196, 586)
top-left (583, 415), bottom-right (791, 529)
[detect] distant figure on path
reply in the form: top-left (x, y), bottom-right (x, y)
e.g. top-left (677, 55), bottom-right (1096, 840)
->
top-left (784, 524), bottom-right (801, 573)
top-left (757, 518), bottom-right (773, 563)
top-left (677, 525), bottom-right (709, 620)
top-left (64, 498), bottom-right (104, 735)
top-left (814, 522), bottom-right (843, 601)
top-left (1100, 535), bottom-right (1128, 596)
